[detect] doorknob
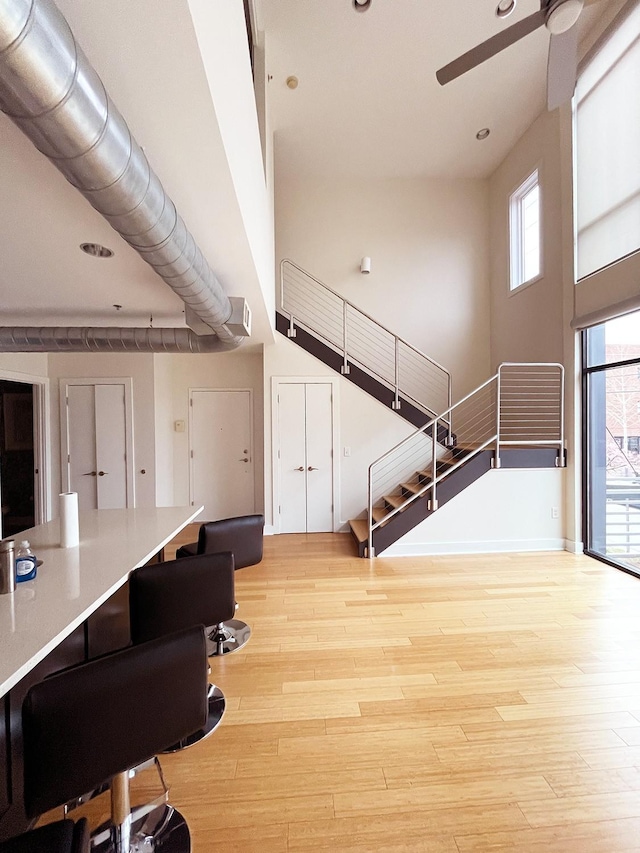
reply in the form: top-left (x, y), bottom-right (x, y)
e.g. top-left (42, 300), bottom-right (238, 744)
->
top-left (239, 457), bottom-right (249, 462)
top-left (97, 471), bottom-right (108, 476)
top-left (308, 466), bottom-right (319, 471)
top-left (295, 466), bottom-right (304, 471)
top-left (83, 471), bottom-right (97, 477)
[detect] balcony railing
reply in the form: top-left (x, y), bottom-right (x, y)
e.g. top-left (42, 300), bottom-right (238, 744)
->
top-left (280, 260), bottom-right (451, 419)
top-left (366, 363), bottom-right (565, 556)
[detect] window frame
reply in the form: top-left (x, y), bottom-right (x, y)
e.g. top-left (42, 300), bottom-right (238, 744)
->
top-left (509, 168), bottom-right (543, 294)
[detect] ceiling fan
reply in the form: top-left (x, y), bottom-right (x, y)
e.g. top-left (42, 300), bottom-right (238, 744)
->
top-left (436, 0), bottom-right (599, 111)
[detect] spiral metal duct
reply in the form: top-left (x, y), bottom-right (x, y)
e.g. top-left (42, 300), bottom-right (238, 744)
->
top-left (0, 327), bottom-right (240, 353)
top-left (0, 0), bottom-right (247, 351)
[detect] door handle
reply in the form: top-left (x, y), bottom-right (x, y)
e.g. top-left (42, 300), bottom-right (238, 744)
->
top-left (308, 466), bottom-right (319, 471)
top-left (239, 457), bottom-right (249, 462)
top-left (83, 471), bottom-right (97, 477)
top-left (295, 466), bottom-right (304, 471)
top-left (97, 471), bottom-right (108, 476)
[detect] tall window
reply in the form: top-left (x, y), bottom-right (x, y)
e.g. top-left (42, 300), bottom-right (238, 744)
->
top-left (509, 169), bottom-right (541, 291)
top-left (584, 311), bottom-right (640, 576)
top-left (575, 3), bottom-right (640, 281)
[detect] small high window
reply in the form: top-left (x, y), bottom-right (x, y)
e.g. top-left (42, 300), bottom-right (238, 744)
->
top-left (509, 169), bottom-right (541, 291)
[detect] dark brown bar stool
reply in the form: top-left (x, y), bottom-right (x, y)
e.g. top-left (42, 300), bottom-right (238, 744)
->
top-left (0, 819), bottom-right (89, 853)
top-left (176, 514), bottom-right (264, 655)
top-left (129, 551), bottom-right (236, 744)
top-left (20, 626), bottom-right (208, 853)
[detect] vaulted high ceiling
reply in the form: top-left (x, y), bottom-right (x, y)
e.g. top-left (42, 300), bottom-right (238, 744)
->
top-left (0, 0), bottom-right (612, 335)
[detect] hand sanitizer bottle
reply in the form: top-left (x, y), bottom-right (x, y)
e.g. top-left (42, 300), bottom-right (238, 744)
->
top-left (15, 540), bottom-right (37, 582)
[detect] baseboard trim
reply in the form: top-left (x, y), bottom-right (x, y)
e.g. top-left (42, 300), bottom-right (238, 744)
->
top-left (564, 538), bottom-right (584, 554)
top-left (380, 538), bottom-right (566, 557)
top-left (264, 524), bottom-right (277, 536)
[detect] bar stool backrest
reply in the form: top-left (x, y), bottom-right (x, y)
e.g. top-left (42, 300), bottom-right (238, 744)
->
top-left (129, 551), bottom-right (235, 645)
top-left (197, 515), bottom-right (264, 568)
top-left (21, 626), bottom-right (208, 818)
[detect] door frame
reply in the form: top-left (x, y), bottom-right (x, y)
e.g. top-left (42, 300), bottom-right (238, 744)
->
top-left (271, 376), bottom-right (340, 534)
top-left (59, 377), bottom-right (135, 507)
top-left (0, 368), bottom-right (50, 531)
top-left (188, 387), bottom-right (255, 513)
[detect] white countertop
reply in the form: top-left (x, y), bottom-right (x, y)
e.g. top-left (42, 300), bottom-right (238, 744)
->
top-left (0, 506), bottom-right (202, 697)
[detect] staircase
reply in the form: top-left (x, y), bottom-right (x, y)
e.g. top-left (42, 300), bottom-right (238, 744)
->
top-left (277, 261), bottom-right (565, 557)
top-left (351, 363), bottom-right (565, 556)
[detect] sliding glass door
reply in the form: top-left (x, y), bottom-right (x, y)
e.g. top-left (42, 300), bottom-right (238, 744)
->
top-left (584, 312), bottom-right (640, 574)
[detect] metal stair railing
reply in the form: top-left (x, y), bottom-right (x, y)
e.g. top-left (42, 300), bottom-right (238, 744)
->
top-left (280, 259), bottom-right (451, 419)
top-left (366, 363), bottom-right (565, 557)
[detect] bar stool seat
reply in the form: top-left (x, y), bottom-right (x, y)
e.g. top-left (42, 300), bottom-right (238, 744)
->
top-left (21, 626), bottom-right (208, 853)
top-left (175, 515), bottom-right (264, 655)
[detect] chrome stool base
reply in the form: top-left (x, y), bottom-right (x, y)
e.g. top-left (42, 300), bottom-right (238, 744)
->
top-left (92, 803), bottom-right (190, 852)
top-left (206, 619), bottom-right (251, 656)
top-left (163, 683), bottom-right (225, 753)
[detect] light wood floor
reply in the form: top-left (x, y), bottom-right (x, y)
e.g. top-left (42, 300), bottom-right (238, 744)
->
top-left (84, 533), bottom-right (640, 850)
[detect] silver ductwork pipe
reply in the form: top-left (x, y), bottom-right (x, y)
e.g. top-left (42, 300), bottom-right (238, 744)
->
top-left (0, 327), bottom-right (239, 353)
top-left (0, 0), bottom-right (246, 350)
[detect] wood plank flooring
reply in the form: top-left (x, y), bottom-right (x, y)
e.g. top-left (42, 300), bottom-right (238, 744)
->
top-left (72, 534), bottom-right (640, 850)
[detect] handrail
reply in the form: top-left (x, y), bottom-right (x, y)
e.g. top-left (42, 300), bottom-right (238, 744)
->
top-left (366, 362), bottom-right (565, 557)
top-left (280, 259), bottom-right (452, 420)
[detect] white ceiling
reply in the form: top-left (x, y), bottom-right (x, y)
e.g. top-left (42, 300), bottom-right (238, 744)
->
top-left (0, 0), bottom-right (272, 344)
top-left (259, 0), bottom-right (610, 180)
top-left (0, 0), bottom-right (610, 337)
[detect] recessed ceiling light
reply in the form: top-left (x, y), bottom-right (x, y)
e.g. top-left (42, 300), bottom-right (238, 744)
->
top-left (496, 0), bottom-right (516, 18)
top-left (80, 242), bottom-right (114, 258)
top-left (476, 128), bottom-right (491, 140)
top-left (286, 76), bottom-right (299, 89)
top-left (353, 0), bottom-right (372, 11)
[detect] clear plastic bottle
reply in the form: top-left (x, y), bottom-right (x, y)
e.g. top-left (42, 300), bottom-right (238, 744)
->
top-left (15, 540), bottom-right (37, 583)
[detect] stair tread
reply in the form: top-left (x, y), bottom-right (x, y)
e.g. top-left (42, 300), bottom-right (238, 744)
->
top-left (383, 494), bottom-right (408, 510)
top-left (400, 481), bottom-right (422, 495)
top-left (372, 506), bottom-right (391, 524)
top-left (349, 518), bottom-right (369, 543)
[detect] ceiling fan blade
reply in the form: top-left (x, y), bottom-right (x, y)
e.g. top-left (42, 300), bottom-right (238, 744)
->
top-left (436, 9), bottom-right (546, 85)
top-left (547, 23), bottom-right (579, 110)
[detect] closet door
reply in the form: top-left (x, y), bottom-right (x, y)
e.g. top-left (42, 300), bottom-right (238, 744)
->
top-left (304, 383), bottom-right (334, 533)
top-left (277, 381), bottom-right (334, 533)
top-left (62, 379), bottom-right (133, 510)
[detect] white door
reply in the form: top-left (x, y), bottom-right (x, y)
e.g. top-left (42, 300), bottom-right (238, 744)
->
top-left (190, 389), bottom-right (254, 519)
top-left (62, 380), bottom-right (133, 510)
top-left (277, 382), bottom-right (334, 533)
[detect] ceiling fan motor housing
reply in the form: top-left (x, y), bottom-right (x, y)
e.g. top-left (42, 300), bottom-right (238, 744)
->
top-left (546, 0), bottom-right (584, 35)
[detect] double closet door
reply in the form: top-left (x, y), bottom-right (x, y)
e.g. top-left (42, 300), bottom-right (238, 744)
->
top-left (61, 379), bottom-right (134, 510)
top-left (277, 381), bottom-right (334, 533)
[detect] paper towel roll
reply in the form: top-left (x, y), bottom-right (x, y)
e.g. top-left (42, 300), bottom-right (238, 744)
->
top-left (60, 492), bottom-right (79, 548)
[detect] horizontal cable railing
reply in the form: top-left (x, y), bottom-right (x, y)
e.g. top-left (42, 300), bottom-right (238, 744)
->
top-left (366, 363), bottom-right (565, 556)
top-left (281, 260), bottom-right (451, 419)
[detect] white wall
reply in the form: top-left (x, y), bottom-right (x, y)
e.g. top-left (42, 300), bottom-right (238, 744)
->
top-left (383, 468), bottom-right (564, 556)
top-left (0, 354), bottom-right (48, 376)
top-left (153, 354), bottom-right (174, 507)
top-left (489, 109), bottom-right (564, 368)
top-left (187, 0), bottom-right (276, 335)
top-left (275, 175), bottom-right (491, 399)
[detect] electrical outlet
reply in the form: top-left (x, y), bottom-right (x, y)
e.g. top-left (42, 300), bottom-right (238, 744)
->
top-left (344, 446), bottom-right (351, 457)
top-left (551, 507), bottom-right (559, 519)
